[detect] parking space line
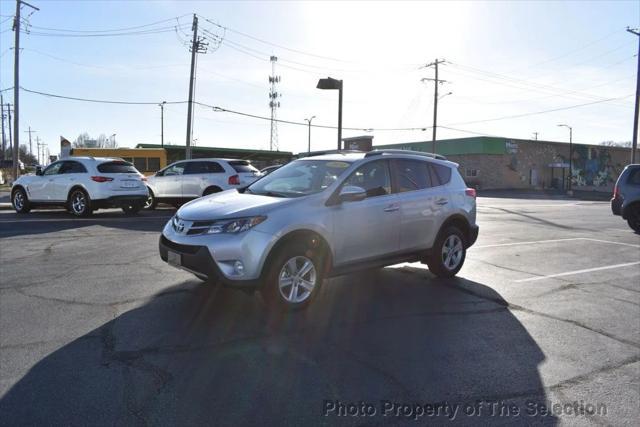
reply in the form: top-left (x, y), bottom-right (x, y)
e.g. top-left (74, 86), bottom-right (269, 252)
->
top-left (515, 262), bottom-right (640, 282)
top-left (474, 238), bottom-right (581, 249)
top-left (0, 216), bottom-right (173, 223)
top-left (474, 237), bottom-right (640, 249)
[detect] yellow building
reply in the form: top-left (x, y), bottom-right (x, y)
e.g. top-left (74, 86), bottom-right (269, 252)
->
top-left (69, 148), bottom-right (167, 175)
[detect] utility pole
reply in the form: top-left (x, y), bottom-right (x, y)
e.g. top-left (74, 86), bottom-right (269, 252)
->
top-left (1, 95), bottom-right (5, 160)
top-left (627, 27), bottom-right (639, 164)
top-left (421, 59), bottom-right (447, 154)
top-left (35, 136), bottom-right (40, 165)
top-left (533, 132), bottom-right (539, 141)
top-left (159, 101), bottom-right (166, 148)
top-left (12, 0), bottom-right (39, 179)
top-left (6, 104), bottom-right (12, 161)
top-left (305, 116), bottom-right (316, 153)
top-left (269, 56), bottom-right (281, 151)
top-left (24, 126), bottom-right (36, 157)
top-left (185, 14), bottom-right (207, 160)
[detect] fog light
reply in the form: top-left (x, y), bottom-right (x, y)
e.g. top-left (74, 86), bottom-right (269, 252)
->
top-left (233, 260), bottom-right (245, 276)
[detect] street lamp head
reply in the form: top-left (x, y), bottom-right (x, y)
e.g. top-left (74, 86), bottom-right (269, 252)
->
top-left (317, 77), bottom-right (342, 90)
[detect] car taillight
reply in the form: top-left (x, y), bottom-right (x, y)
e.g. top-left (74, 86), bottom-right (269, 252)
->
top-left (465, 188), bottom-right (477, 198)
top-left (140, 176), bottom-right (147, 182)
top-left (228, 174), bottom-right (240, 185)
top-left (613, 185), bottom-right (619, 198)
top-left (91, 176), bottom-right (114, 183)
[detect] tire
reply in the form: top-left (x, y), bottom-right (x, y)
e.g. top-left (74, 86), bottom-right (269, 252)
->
top-left (144, 188), bottom-right (157, 210)
top-left (427, 226), bottom-right (467, 278)
top-left (12, 188), bottom-right (31, 214)
top-left (68, 189), bottom-right (92, 217)
top-left (122, 203), bottom-right (143, 215)
top-left (260, 242), bottom-right (325, 311)
top-left (203, 186), bottom-right (222, 197)
top-left (626, 203), bottom-right (640, 233)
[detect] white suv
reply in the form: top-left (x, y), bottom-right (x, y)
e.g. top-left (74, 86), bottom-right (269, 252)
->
top-left (11, 157), bottom-right (148, 216)
top-left (145, 158), bottom-right (262, 209)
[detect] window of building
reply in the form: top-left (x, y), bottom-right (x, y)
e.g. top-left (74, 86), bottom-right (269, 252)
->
top-left (133, 157), bottom-right (146, 172)
top-left (465, 169), bottom-right (478, 178)
top-left (146, 157), bottom-right (161, 172)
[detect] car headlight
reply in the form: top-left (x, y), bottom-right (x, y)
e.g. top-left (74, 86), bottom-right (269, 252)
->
top-left (207, 216), bottom-right (267, 234)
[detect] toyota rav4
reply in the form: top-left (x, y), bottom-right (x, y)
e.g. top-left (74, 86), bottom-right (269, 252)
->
top-left (159, 150), bottom-right (479, 310)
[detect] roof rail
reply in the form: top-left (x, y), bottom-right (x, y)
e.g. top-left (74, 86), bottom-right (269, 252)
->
top-left (365, 149), bottom-right (447, 160)
top-left (304, 150), bottom-right (365, 158)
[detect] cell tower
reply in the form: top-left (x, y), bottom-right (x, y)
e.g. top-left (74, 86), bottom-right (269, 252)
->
top-left (268, 56), bottom-right (281, 151)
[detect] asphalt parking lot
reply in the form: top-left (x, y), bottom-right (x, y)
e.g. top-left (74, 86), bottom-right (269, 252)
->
top-left (0, 196), bottom-right (638, 426)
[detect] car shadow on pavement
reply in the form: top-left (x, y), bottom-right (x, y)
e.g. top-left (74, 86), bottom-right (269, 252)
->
top-left (0, 209), bottom-right (175, 238)
top-left (0, 269), bottom-right (557, 426)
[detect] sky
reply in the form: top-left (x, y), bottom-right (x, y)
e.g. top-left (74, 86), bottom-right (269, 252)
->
top-left (0, 0), bottom-right (639, 160)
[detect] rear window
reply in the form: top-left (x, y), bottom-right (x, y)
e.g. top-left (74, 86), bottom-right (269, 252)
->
top-left (97, 161), bottom-right (138, 174)
top-left (429, 163), bottom-right (452, 186)
top-left (229, 161), bottom-right (258, 173)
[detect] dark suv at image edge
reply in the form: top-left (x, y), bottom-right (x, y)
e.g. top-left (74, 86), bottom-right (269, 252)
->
top-left (611, 164), bottom-right (640, 232)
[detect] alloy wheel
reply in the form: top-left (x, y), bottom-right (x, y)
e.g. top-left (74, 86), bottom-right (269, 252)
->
top-left (71, 191), bottom-right (86, 215)
top-left (441, 234), bottom-right (463, 271)
top-left (278, 256), bottom-right (317, 303)
top-left (13, 191), bottom-right (24, 210)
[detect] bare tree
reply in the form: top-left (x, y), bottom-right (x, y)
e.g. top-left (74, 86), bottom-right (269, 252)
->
top-left (600, 140), bottom-right (632, 147)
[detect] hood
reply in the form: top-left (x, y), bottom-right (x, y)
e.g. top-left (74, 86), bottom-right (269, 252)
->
top-left (177, 189), bottom-right (293, 221)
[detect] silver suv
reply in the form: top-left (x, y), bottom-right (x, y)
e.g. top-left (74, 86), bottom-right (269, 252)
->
top-left (159, 150), bottom-right (479, 310)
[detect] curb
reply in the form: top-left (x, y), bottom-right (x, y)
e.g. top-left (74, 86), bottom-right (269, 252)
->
top-left (0, 203), bottom-right (13, 210)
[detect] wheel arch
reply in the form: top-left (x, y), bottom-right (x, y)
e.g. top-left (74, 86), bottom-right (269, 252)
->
top-left (438, 214), bottom-right (472, 247)
top-left (11, 184), bottom-right (27, 198)
top-left (260, 229), bottom-right (334, 280)
top-left (202, 185), bottom-right (223, 196)
top-left (622, 200), bottom-right (640, 220)
top-left (67, 184), bottom-right (90, 202)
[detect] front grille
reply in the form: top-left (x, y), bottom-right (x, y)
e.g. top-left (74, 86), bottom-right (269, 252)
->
top-left (161, 235), bottom-right (201, 254)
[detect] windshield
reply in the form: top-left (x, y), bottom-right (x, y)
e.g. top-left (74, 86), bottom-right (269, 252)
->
top-left (247, 159), bottom-right (352, 197)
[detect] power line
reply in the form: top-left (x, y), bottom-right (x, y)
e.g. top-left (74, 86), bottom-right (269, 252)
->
top-left (23, 14), bottom-right (192, 33)
top-left (445, 95), bottom-right (633, 127)
top-left (20, 87), bottom-right (187, 105)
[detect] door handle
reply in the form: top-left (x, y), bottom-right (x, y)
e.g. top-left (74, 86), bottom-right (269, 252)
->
top-left (383, 204), bottom-right (400, 212)
top-left (435, 198), bottom-right (448, 205)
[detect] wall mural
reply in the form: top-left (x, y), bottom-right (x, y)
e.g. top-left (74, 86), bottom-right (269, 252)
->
top-left (570, 146), bottom-right (620, 188)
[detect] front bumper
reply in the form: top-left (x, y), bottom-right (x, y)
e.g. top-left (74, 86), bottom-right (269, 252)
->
top-left (611, 197), bottom-right (623, 216)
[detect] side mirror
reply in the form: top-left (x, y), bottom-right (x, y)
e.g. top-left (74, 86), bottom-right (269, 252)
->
top-left (339, 185), bottom-right (367, 203)
top-left (35, 166), bottom-right (43, 176)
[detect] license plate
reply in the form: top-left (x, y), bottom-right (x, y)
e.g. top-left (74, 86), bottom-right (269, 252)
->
top-left (121, 180), bottom-right (137, 188)
top-left (167, 250), bottom-right (181, 267)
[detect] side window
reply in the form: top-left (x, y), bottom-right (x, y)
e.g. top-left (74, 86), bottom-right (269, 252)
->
top-left (393, 159), bottom-right (432, 193)
top-left (429, 163), bottom-right (452, 186)
top-left (343, 160), bottom-right (391, 198)
top-left (205, 162), bottom-right (225, 173)
top-left (60, 161), bottom-right (87, 174)
top-left (43, 162), bottom-right (63, 176)
top-left (628, 168), bottom-right (640, 186)
top-left (164, 163), bottom-right (185, 176)
top-left (185, 161), bottom-right (222, 174)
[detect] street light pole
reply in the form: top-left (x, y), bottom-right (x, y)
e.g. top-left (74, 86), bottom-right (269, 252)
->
top-left (627, 27), bottom-right (639, 164)
top-left (558, 124), bottom-right (573, 193)
top-left (316, 77), bottom-right (343, 151)
top-left (305, 116), bottom-right (316, 153)
top-left (160, 101), bottom-right (166, 148)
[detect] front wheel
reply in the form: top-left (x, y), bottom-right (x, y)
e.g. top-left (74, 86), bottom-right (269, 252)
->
top-left (427, 226), bottom-right (467, 278)
top-left (626, 203), bottom-right (640, 233)
top-left (68, 189), bottom-right (93, 217)
top-left (144, 189), bottom-right (157, 210)
top-left (261, 244), bottom-right (324, 311)
top-left (12, 188), bottom-right (31, 214)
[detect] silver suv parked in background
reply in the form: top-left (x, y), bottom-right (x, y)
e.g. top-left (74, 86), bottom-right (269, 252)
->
top-left (159, 150), bottom-right (479, 310)
top-left (145, 158), bottom-right (262, 209)
top-left (611, 164), bottom-right (640, 232)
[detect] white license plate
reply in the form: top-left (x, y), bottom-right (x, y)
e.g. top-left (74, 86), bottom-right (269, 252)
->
top-left (167, 250), bottom-right (181, 267)
top-left (121, 180), bottom-right (137, 188)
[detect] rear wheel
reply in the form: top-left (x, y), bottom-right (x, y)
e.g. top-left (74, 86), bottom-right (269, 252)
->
top-left (261, 243), bottom-right (324, 311)
top-left (427, 226), bottom-right (466, 277)
top-left (12, 188), bottom-right (31, 214)
top-left (627, 203), bottom-right (640, 233)
top-left (122, 203), bottom-right (143, 215)
top-left (68, 189), bottom-right (92, 217)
